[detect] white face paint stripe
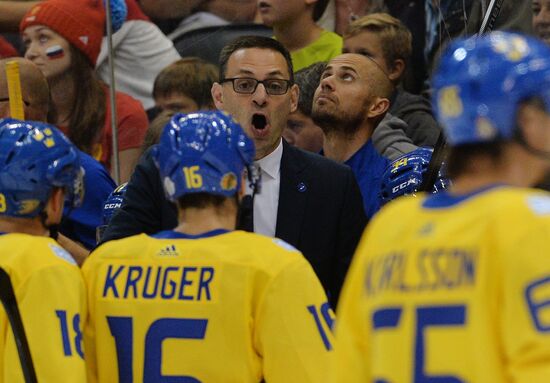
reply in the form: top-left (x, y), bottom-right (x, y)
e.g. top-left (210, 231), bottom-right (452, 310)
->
top-left (45, 45), bottom-right (64, 59)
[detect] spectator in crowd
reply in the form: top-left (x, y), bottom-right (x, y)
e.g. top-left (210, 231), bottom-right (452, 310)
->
top-left (334, 31), bottom-right (550, 383)
top-left (95, 0), bottom-right (181, 112)
top-left (423, 0), bottom-right (533, 90)
top-left (84, 111), bottom-right (334, 382)
top-left (533, 0), bottom-right (550, 46)
top-left (284, 59), bottom-right (417, 157)
top-left (333, 0), bottom-right (385, 34)
top-left (20, 0), bottom-right (148, 183)
top-left (343, 13), bottom-right (441, 147)
top-left (383, 0), bottom-right (427, 94)
top-left (258, 0), bottom-right (342, 71)
top-left (283, 61), bottom-right (326, 153)
top-left (312, 53), bottom-right (401, 218)
top-left (0, 119), bottom-right (87, 382)
top-left (0, 57), bottom-right (116, 260)
top-left (103, 36), bottom-right (366, 307)
top-left (0, 0), bottom-right (181, 112)
top-left (168, 0), bottom-right (258, 40)
top-left (152, 57), bottom-right (218, 115)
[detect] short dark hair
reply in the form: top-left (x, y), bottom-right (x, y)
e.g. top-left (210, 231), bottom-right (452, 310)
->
top-left (218, 35), bottom-right (294, 82)
top-left (177, 192), bottom-right (237, 210)
top-left (295, 61), bottom-right (326, 117)
top-left (153, 58), bottom-right (218, 108)
top-left (313, 0), bottom-right (330, 22)
top-left (446, 142), bottom-right (504, 179)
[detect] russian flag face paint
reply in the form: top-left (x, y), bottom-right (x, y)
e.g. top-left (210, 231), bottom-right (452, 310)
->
top-left (46, 45), bottom-right (64, 59)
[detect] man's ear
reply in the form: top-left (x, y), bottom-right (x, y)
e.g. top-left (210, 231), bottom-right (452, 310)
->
top-left (367, 97), bottom-right (390, 119)
top-left (290, 83), bottom-right (300, 113)
top-left (211, 82), bottom-right (224, 110)
top-left (388, 59), bottom-right (405, 83)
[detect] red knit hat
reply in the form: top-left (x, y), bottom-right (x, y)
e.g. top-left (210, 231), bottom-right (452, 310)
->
top-left (20, 0), bottom-right (105, 65)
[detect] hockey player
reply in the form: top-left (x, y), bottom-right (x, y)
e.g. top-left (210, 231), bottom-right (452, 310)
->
top-left (0, 119), bottom-right (86, 381)
top-left (334, 31), bottom-right (550, 382)
top-left (83, 111), bottom-right (334, 382)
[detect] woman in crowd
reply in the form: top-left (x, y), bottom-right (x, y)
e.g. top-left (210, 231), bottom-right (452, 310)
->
top-left (20, 0), bottom-right (148, 182)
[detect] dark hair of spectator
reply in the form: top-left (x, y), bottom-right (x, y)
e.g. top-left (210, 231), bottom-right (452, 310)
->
top-left (218, 36), bottom-right (294, 83)
top-left (295, 61), bottom-right (327, 117)
top-left (153, 58), bottom-right (219, 109)
top-left (177, 192), bottom-right (237, 210)
top-left (313, 0), bottom-right (330, 22)
top-left (49, 45), bottom-right (105, 154)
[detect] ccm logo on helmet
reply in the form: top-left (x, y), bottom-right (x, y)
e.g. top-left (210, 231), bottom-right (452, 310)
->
top-left (104, 203), bottom-right (122, 209)
top-left (392, 179), bottom-right (417, 194)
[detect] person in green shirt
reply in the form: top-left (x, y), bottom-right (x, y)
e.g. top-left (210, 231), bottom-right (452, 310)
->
top-left (258, 0), bottom-right (342, 71)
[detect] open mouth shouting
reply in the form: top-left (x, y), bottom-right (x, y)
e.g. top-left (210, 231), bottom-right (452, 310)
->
top-left (251, 113), bottom-right (270, 138)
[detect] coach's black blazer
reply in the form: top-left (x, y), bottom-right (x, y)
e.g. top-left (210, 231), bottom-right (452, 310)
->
top-left (101, 141), bottom-right (367, 307)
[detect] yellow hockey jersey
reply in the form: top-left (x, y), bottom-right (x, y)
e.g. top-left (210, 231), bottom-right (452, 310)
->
top-left (335, 186), bottom-right (550, 383)
top-left (0, 233), bottom-right (87, 383)
top-left (83, 229), bottom-right (334, 383)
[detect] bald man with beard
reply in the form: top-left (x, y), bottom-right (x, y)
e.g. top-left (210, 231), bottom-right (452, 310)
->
top-left (312, 53), bottom-right (406, 218)
top-left (0, 57), bottom-right (116, 263)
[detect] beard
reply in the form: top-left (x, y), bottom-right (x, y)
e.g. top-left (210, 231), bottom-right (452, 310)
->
top-left (312, 105), bottom-right (367, 137)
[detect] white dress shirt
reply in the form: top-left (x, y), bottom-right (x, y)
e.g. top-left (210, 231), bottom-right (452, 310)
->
top-left (245, 139), bottom-right (283, 237)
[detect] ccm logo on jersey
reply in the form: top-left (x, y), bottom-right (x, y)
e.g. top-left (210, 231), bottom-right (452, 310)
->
top-left (392, 179), bottom-right (417, 193)
top-left (104, 203), bottom-right (122, 209)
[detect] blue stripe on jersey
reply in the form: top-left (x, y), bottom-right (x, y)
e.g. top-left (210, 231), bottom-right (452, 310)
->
top-left (150, 229), bottom-right (230, 239)
top-left (423, 184), bottom-right (505, 209)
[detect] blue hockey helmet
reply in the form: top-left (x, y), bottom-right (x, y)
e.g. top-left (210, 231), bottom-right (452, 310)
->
top-left (96, 182), bottom-right (127, 242)
top-left (380, 147), bottom-right (449, 204)
top-left (432, 31), bottom-right (550, 146)
top-left (0, 118), bottom-right (84, 218)
top-left (154, 111), bottom-right (257, 201)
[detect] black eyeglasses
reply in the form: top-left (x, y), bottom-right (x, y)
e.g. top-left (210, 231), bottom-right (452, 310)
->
top-left (221, 77), bottom-right (292, 95)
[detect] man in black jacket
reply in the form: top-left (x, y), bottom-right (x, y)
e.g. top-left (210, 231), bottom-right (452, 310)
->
top-left (102, 36), bottom-right (366, 307)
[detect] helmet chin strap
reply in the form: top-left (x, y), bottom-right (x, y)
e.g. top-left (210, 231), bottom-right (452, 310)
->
top-left (39, 211), bottom-right (59, 240)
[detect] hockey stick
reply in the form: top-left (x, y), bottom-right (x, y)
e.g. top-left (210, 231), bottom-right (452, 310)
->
top-left (105, 0), bottom-right (121, 184)
top-left (0, 268), bottom-right (37, 383)
top-left (479, 0), bottom-right (506, 35)
top-left (420, 0), bottom-right (505, 192)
